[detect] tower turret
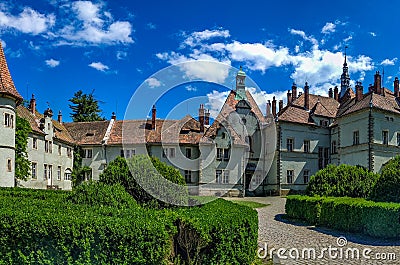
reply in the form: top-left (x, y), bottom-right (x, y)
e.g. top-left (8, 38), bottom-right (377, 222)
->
top-left (339, 46), bottom-right (351, 99)
top-left (235, 66), bottom-right (247, 100)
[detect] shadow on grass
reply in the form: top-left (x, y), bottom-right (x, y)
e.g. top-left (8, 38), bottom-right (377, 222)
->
top-left (274, 214), bottom-right (400, 247)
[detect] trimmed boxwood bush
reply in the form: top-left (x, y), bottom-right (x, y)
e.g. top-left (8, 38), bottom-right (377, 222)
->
top-left (286, 195), bottom-right (400, 239)
top-left (0, 188), bottom-right (258, 264)
top-left (370, 155), bottom-right (400, 203)
top-left (306, 164), bottom-right (379, 198)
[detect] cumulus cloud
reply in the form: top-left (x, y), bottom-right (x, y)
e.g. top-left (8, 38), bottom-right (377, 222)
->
top-left (369, 32), bottom-right (377, 37)
top-left (88, 61), bottom-right (109, 71)
top-left (205, 90), bottom-right (230, 117)
top-left (0, 7), bottom-right (55, 35)
top-left (185, 85), bottom-right (197, 92)
top-left (321, 22), bottom-right (336, 34)
top-left (145, 77), bottom-right (162, 88)
top-left (289, 29), bottom-right (318, 49)
top-left (45, 58), bottom-right (60, 67)
top-left (183, 28), bottom-right (230, 47)
top-left (381, 58), bottom-right (397, 66)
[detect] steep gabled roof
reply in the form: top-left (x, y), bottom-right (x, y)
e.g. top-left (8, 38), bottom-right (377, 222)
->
top-left (64, 120), bottom-right (110, 145)
top-left (0, 43), bottom-right (22, 103)
top-left (202, 89), bottom-right (265, 145)
top-left (17, 106), bottom-right (75, 144)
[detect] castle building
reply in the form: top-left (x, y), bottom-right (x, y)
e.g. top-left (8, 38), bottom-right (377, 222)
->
top-left (1, 42), bottom-right (399, 196)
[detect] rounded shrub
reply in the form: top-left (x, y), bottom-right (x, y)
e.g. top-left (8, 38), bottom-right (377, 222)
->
top-left (306, 164), bottom-right (379, 198)
top-left (370, 155), bottom-right (400, 203)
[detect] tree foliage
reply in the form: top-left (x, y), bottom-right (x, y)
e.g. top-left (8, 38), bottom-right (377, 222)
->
top-left (15, 115), bottom-right (31, 182)
top-left (99, 155), bottom-right (187, 207)
top-left (370, 155), bottom-right (400, 203)
top-left (306, 164), bottom-right (379, 198)
top-left (69, 90), bottom-right (105, 122)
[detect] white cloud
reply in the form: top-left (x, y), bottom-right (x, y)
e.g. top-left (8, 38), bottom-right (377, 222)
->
top-left (343, 35), bottom-right (353, 42)
top-left (321, 22), bottom-right (336, 34)
top-left (116, 50), bottom-right (127, 60)
top-left (205, 90), bottom-right (230, 117)
top-left (146, 22), bottom-right (156, 29)
top-left (289, 29), bottom-right (318, 49)
top-left (88, 61), bottom-right (109, 71)
top-left (145, 77), bottom-right (162, 88)
top-left (45, 58), bottom-right (60, 67)
top-left (369, 32), bottom-right (377, 37)
top-left (71, 1), bottom-right (102, 25)
top-left (0, 7), bottom-right (55, 35)
top-left (381, 58), bottom-right (397, 66)
top-left (183, 29), bottom-right (230, 47)
top-left (185, 85), bottom-right (197, 92)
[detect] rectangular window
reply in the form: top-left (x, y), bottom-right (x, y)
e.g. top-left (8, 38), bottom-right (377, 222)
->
top-left (287, 170), bottom-right (294, 184)
top-left (64, 172), bottom-right (72, 181)
top-left (33, 138), bottom-right (38, 149)
top-left (287, 138), bottom-right (294, 152)
top-left (44, 164), bottom-right (48, 180)
top-left (45, 140), bottom-right (49, 153)
top-left (84, 149), bottom-right (93, 158)
top-left (382, 130), bottom-right (389, 145)
top-left (7, 158), bottom-right (12, 172)
top-left (4, 113), bottom-right (13, 128)
top-left (84, 169), bottom-right (92, 181)
top-left (185, 148), bottom-right (192, 159)
top-left (162, 148), bottom-right (167, 158)
top-left (397, 132), bottom-right (400, 146)
top-left (120, 149), bottom-right (125, 157)
top-left (318, 147), bottom-right (323, 170)
top-left (58, 145), bottom-right (62, 155)
top-left (353, 131), bottom-right (359, 145)
top-left (304, 140), bottom-right (310, 153)
top-left (67, 147), bottom-right (72, 158)
top-left (223, 170), bottom-right (229, 184)
top-left (303, 170), bottom-right (310, 184)
top-left (123, 149), bottom-right (135, 158)
top-left (184, 170), bottom-right (192, 183)
top-left (324, 148), bottom-right (329, 168)
top-left (217, 148), bottom-right (223, 160)
top-left (48, 165), bottom-right (52, 180)
top-left (57, 166), bottom-right (61, 181)
top-left (49, 141), bottom-right (52, 153)
top-left (223, 149), bottom-right (230, 160)
top-left (252, 174), bottom-right (262, 187)
top-left (31, 163), bottom-right (37, 179)
top-left (169, 148), bottom-right (175, 158)
top-left (331, 141), bottom-right (337, 154)
top-left (216, 169), bottom-right (222, 183)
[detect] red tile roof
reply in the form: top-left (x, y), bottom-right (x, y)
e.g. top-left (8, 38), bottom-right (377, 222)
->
top-left (0, 43), bottom-right (22, 103)
top-left (64, 120), bottom-right (110, 145)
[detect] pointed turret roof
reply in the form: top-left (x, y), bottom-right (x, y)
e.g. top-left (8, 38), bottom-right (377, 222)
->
top-left (0, 42), bottom-right (22, 103)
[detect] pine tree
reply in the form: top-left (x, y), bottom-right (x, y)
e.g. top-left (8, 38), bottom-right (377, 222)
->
top-left (69, 90), bottom-right (105, 122)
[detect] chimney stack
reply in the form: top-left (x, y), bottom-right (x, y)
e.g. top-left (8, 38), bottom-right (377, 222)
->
top-left (328, 87), bottom-right (333, 98)
top-left (57, 110), bottom-right (62, 124)
top-left (278, 100), bottom-right (283, 112)
top-left (266, 100), bottom-right (271, 116)
top-left (291, 83), bottom-right (297, 101)
top-left (304, 82), bottom-right (310, 110)
top-left (334, 86), bottom-right (339, 101)
top-left (199, 104), bottom-right (205, 133)
top-left (272, 96), bottom-right (277, 117)
top-left (355, 81), bottom-right (363, 102)
top-left (205, 109), bottom-right (210, 126)
top-left (29, 94), bottom-right (36, 114)
top-left (111, 112), bottom-right (116, 120)
top-left (287, 90), bottom-right (292, 105)
top-left (374, 71), bottom-right (382, 95)
top-left (151, 105), bottom-right (156, 130)
top-left (394, 77), bottom-right (399, 98)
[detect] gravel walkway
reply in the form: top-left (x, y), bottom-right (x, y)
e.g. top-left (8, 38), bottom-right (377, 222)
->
top-left (232, 197), bottom-right (400, 265)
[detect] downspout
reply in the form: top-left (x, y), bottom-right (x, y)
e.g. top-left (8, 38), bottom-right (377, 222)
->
top-left (368, 100), bottom-right (374, 171)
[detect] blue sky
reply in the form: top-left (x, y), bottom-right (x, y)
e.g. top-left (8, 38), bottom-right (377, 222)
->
top-left (0, 0), bottom-right (399, 121)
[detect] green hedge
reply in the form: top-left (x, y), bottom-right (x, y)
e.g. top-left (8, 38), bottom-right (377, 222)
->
top-left (0, 187), bottom-right (258, 264)
top-left (370, 155), bottom-right (400, 203)
top-left (286, 195), bottom-right (400, 239)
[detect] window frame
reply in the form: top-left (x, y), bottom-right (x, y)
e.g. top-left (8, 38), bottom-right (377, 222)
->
top-left (57, 166), bottom-right (62, 181)
top-left (353, 131), bottom-right (360, 145)
top-left (303, 140), bottom-right (310, 153)
top-left (303, 170), bottom-right (310, 184)
top-left (286, 170), bottom-right (294, 184)
top-left (184, 170), bottom-right (192, 183)
top-left (31, 162), bottom-right (37, 179)
top-left (287, 138), bottom-right (294, 152)
top-left (382, 130), bottom-right (389, 145)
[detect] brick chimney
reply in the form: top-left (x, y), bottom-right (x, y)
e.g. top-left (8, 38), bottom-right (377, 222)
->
top-left (151, 105), bottom-right (156, 130)
top-left (205, 109), bottom-right (210, 126)
top-left (199, 104), bottom-right (205, 133)
top-left (334, 86), bottom-right (339, 101)
top-left (374, 71), bottom-right (382, 95)
top-left (278, 100), bottom-right (283, 112)
top-left (291, 83), bottom-right (297, 101)
top-left (266, 100), bottom-right (271, 116)
top-left (272, 96), bottom-right (277, 117)
top-left (287, 90), bottom-right (292, 105)
top-left (355, 81), bottom-right (363, 102)
top-left (328, 87), bottom-right (333, 98)
top-left (29, 94), bottom-right (36, 114)
top-left (304, 82), bottom-right (310, 110)
top-left (57, 110), bottom-right (62, 124)
top-left (111, 112), bottom-right (116, 120)
top-left (394, 77), bottom-right (399, 98)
